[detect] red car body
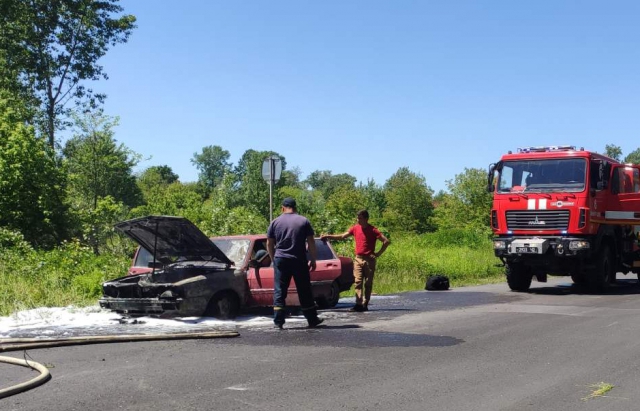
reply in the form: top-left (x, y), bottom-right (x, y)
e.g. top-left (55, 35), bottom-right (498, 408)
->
top-left (125, 231), bottom-right (353, 311)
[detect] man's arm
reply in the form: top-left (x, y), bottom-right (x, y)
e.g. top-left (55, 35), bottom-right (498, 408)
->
top-left (374, 234), bottom-right (390, 258)
top-left (306, 235), bottom-right (317, 271)
top-left (320, 231), bottom-right (352, 241)
top-left (267, 238), bottom-right (276, 263)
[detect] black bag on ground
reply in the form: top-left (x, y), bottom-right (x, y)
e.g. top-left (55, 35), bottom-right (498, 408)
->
top-left (425, 275), bottom-right (450, 291)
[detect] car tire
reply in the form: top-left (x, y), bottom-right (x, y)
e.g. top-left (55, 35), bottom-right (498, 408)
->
top-left (206, 291), bottom-right (240, 320)
top-left (316, 281), bottom-right (341, 309)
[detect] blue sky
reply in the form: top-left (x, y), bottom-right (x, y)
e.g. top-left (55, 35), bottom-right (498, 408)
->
top-left (95, 0), bottom-right (640, 193)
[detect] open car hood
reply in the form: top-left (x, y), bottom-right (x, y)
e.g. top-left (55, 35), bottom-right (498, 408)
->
top-left (115, 216), bottom-right (233, 266)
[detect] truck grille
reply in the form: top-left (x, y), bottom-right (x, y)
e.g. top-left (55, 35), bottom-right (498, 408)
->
top-left (506, 210), bottom-right (570, 231)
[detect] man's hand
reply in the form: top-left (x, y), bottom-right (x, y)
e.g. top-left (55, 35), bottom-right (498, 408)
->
top-left (308, 260), bottom-right (316, 271)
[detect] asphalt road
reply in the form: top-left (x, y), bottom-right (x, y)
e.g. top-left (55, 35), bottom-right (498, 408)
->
top-left (4, 275), bottom-right (640, 411)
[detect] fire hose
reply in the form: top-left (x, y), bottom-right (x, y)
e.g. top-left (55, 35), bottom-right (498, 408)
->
top-left (0, 330), bottom-right (239, 399)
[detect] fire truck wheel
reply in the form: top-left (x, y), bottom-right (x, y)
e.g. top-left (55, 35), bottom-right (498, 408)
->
top-left (588, 246), bottom-right (614, 293)
top-left (571, 273), bottom-right (587, 285)
top-left (506, 263), bottom-right (532, 292)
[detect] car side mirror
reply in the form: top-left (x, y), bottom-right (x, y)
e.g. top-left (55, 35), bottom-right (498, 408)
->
top-left (147, 262), bottom-right (163, 269)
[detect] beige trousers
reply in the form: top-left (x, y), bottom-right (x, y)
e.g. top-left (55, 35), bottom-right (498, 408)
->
top-left (354, 255), bottom-right (376, 306)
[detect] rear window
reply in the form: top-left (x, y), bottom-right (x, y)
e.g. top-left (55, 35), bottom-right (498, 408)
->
top-left (310, 239), bottom-right (336, 261)
top-left (134, 247), bottom-right (154, 268)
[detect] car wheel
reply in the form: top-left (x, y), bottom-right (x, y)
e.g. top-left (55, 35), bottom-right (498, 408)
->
top-left (205, 291), bottom-right (240, 319)
top-left (316, 281), bottom-right (341, 309)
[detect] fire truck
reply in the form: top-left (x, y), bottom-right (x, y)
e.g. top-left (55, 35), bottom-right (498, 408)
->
top-left (487, 145), bottom-right (640, 292)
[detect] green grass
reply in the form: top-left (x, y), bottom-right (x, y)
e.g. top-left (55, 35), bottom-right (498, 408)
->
top-left (0, 231), bottom-right (507, 316)
top-left (582, 382), bottom-right (614, 401)
top-left (332, 232), bottom-right (505, 296)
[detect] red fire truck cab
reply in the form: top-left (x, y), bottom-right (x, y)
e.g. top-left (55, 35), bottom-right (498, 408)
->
top-left (488, 145), bottom-right (640, 292)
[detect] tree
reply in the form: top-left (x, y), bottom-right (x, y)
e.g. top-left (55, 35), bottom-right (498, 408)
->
top-left (64, 110), bottom-right (142, 208)
top-left (0, 91), bottom-right (69, 247)
top-left (137, 165), bottom-right (179, 202)
top-left (200, 173), bottom-right (267, 236)
top-left (324, 186), bottom-right (367, 233)
top-left (357, 179), bottom-right (386, 221)
top-left (280, 166), bottom-right (304, 189)
top-left (140, 165), bottom-right (179, 186)
top-left (382, 167), bottom-right (434, 234)
top-left (624, 148), bottom-right (640, 165)
top-left (305, 170), bottom-right (357, 198)
top-left (278, 185), bottom-right (326, 229)
top-left (191, 145), bottom-right (231, 193)
top-left (432, 168), bottom-right (493, 234)
top-left (63, 110), bottom-right (141, 252)
top-left (235, 150), bottom-right (288, 219)
top-left (604, 144), bottom-right (622, 161)
top-left (133, 182), bottom-right (206, 228)
top-left (0, 0), bottom-right (136, 147)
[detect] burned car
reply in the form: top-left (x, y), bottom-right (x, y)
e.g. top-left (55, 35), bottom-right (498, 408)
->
top-left (100, 216), bottom-right (353, 319)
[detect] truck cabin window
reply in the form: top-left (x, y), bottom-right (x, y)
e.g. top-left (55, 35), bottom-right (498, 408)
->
top-left (497, 159), bottom-right (586, 193)
top-left (611, 167), bottom-right (640, 194)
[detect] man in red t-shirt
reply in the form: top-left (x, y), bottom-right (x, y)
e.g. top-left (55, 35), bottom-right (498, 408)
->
top-left (321, 210), bottom-right (390, 312)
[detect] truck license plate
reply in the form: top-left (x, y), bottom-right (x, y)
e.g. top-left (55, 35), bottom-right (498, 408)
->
top-left (516, 247), bottom-right (538, 253)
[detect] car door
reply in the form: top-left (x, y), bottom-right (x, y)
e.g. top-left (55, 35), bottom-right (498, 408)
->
top-left (246, 239), bottom-right (276, 306)
top-left (310, 239), bottom-right (341, 283)
top-left (606, 165), bottom-right (640, 225)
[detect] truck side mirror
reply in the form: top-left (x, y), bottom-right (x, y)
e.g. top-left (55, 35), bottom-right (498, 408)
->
top-left (486, 183), bottom-right (494, 193)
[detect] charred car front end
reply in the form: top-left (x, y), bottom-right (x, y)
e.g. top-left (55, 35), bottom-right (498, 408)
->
top-left (99, 216), bottom-right (246, 318)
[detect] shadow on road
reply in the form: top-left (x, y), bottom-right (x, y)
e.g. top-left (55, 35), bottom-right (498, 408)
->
top-left (527, 278), bottom-right (640, 296)
top-left (229, 328), bottom-right (464, 348)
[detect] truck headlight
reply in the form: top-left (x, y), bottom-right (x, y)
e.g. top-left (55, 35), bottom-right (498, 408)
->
top-left (569, 240), bottom-right (590, 250)
top-left (493, 240), bottom-right (507, 250)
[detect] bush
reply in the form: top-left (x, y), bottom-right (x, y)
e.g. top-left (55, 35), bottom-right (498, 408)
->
top-left (0, 241), bottom-right (130, 316)
top-left (0, 227), bottom-right (33, 254)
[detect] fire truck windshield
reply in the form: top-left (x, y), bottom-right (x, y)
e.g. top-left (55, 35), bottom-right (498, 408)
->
top-left (497, 158), bottom-right (586, 193)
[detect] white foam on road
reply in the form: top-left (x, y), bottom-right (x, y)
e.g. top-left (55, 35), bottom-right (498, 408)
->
top-left (0, 295), bottom-right (397, 339)
top-left (0, 306), bottom-right (280, 339)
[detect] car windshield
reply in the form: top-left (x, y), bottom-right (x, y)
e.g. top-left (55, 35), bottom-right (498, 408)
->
top-left (497, 158), bottom-right (586, 193)
top-left (211, 239), bottom-right (251, 266)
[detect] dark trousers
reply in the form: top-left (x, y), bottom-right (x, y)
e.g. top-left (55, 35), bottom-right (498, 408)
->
top-left (273, 257), bottom-right (319, 325)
